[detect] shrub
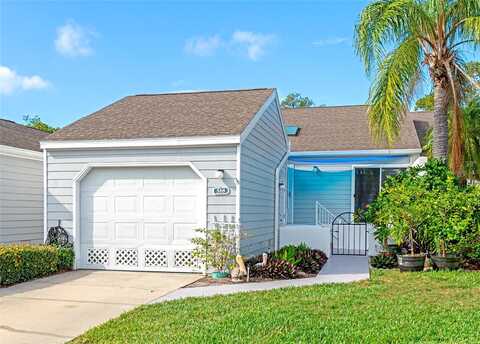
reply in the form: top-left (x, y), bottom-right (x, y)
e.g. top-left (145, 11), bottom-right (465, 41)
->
top-left (191, 227), bottom-right (239, 272)
top-left (296, 249), bottom-right (328, 273)
top-left (365, 159), bottom-right (478, 255)
top-left (247, 244), bottom-right (328, 279)
top-left (273, 244), bottom-right (305, 266)
top-left (370, 253), bottom-right (398, 269)
top-left (0, 245), bottom-right (57, 286)
top-left (249, 258), bottom-right (297, 279)
top-left (366, 160), bottom-right (480, 260)
top-left (57, 247), bottom-right (75, 270)
top-left (0, 244), bottom-right (74, 286)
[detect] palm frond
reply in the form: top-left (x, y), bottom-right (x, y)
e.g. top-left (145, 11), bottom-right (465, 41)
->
top-left (355, 0), bottom-right (430, 75)
top-left (462, 16), bottom-right (480, 45)
top-left (368, 37), bottom-right (422, 144)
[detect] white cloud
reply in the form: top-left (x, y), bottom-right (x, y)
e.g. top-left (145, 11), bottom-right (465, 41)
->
top-left (184, 35), bottom-right (221, 57)
top-left (55, 21), bottom-right (95, 57)
top-left (0, 66), bottom-right (49, 95)
top-left (312, 37), bottom-right (348, 47)
top-left (231, 31), bottom-right (275, 61)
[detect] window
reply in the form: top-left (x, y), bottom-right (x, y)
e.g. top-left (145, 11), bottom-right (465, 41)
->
top-left (286, 125), bottom-right (300, 136)
top-left (354, 167), bottom-right (406, 212)
top-left (381, 168), bottom-right (405, 185)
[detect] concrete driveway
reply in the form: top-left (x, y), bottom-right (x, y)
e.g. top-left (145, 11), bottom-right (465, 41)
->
top-left (0, 270), bottom-right (200, 344)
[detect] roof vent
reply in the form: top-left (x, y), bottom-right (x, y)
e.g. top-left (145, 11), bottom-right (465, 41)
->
top-left (286, 125), bottom-right (300, 136)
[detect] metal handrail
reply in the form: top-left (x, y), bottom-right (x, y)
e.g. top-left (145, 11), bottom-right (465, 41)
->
top-left (315, 201), bottom-right (336, 225)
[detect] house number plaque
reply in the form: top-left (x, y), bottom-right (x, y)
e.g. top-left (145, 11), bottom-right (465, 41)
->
top-left (213, 186), bottom-right (230, 196)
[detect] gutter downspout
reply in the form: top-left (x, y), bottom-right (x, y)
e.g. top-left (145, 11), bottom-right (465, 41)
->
top-left (43, 149), bottom-right (48, 243)
top-left (274, 150), bottom-right (289, 251)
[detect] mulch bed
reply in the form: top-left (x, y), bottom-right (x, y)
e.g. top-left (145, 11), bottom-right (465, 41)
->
top-left (185, 272), bottom-right (317, 288)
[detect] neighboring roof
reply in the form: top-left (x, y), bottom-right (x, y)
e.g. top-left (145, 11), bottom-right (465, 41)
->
top-left (282, 105), bottom-right (424, 152)
top-left (0, 119), bottom-right (49, 152)
top-left (409, 111), bottom-right (434, 147)
top-left (46, 88), bottom-right (275, 141)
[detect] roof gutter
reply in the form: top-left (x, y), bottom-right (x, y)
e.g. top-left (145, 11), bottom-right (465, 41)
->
top-left (289, 148), bottom-right (422, 157)
top-left (40, 135), bottom-right (241, 150)
top-left (0, 144), bottom-right (43, 161)
top-left (274, 149), bottom-right (289, 251)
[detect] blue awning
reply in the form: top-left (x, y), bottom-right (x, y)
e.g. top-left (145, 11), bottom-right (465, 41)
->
top-left (288, 155), bottom-right (409, 164)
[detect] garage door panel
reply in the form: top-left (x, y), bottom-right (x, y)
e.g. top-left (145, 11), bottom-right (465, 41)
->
top-left (79, 166), bottom-right (204, 272)
top-left (173, 195), bottom-right (198, 213)
top-left (143, 222), bottom-right (169, 240)
top-left (144, 178), bottom-right (173, 188)
top-left (113, 178), bottom-right (142, 189)
top-left (81, 195), bottom-right (110, 214)
top-left (81, 221), bottom-right (110, 242)
top-left (114, 196), bottom-right (138, 214)
top-left (114, 222), bottom-right (139, 240)
top-left (143, 196), bottom-right (171, 214)
top-left (172, 223), bottom-right (197, 244)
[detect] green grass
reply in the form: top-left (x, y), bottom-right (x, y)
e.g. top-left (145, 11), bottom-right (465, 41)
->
top-left (72, 270), bottom-right (480, 343)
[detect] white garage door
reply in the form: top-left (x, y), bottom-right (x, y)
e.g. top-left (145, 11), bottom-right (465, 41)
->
top-left (79, 166), bottom-right (205, 272)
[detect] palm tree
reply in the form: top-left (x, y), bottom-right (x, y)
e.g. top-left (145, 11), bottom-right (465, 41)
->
top-left (355, 0), bottom-right (480, 175)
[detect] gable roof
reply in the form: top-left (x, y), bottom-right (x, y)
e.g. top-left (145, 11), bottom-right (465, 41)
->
top-left (0, 119), bottom-right (49, 152)
top-left (283, 105), bottom-right (427, 152)
top-left (46, 88), bottom-right (275, 141)
top-left (409, 111), bottom-right (434, 147)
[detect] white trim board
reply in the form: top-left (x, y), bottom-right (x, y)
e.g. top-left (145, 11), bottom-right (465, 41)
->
top-left (70, 161), bottom-right (208, 270)
top-left (0, 144), bottom-right (43, 161)
top-left (273, 91), bottom-right (290, 148)
top-left (41, 135), bottom-right (240, 150)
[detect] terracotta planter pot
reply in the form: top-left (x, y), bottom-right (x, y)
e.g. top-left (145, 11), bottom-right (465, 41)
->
top-left (397, 254), bottom-right (425, 272)
top-left (431, 255), bottom-right (461, 270)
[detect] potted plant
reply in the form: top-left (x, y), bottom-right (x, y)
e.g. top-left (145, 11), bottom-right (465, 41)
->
top-left (366, 164), bottom-right (437, 272)
top-left (191, 226), bottom-right (238, 279)
top-left (428, 180), bottom-right (470, 270)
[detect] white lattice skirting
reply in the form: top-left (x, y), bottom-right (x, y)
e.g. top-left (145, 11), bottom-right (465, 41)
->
top-left (84, 247), bottom-right (200, 272)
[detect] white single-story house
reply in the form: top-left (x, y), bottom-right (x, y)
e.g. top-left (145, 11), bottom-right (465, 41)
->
top-left (0, 119), bottom-right (48, 243)
top-left (40, 88), bottom-right (432, 272)
top-left (41, 88), bottom-right (288, 271)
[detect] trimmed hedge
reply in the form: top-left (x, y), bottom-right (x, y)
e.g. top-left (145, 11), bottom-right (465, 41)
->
top-left (0, 244), bottom-right (74, 286)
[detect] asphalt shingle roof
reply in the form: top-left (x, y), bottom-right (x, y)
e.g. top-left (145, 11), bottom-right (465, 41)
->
top-left (46, 88), bottom-right (274, 141)
top-left (0, 119), bottom-right (49, 152)
top-left (283, 105), bottom-right (430, 152)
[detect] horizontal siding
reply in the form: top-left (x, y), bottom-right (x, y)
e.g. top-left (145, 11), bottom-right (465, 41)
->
top-left (292, 169), bottom-right (352, 225)
top-left (0, 154), bottom-right (44, 243)
top-left (239, 98), bottom-right (288, 256)
top-left (46, 145), bottom-right (238, 237)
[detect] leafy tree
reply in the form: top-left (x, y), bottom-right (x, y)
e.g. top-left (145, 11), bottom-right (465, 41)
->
top-left (355, 0), bottom-right (480, 176)
top-left (423, 97), bottom-right (480, 179)
top-left (281, 92), bottom-right (314, 108)
top-left (23, 115), bottom-right (58, 133)
top-left (415, 94), bottom-right (434, 111)
top-left (462, 98), bottom-right (480, 179)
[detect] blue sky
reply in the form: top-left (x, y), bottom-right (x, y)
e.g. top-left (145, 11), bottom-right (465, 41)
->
top-left (1, 0), bottom-right (407, 127)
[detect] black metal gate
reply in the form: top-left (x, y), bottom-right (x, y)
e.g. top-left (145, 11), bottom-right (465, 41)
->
top-left (331, 212), bottom-right (368, 256)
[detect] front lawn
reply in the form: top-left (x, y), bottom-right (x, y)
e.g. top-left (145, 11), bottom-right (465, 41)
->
top-left (72, 270), bottom-right (480, 343)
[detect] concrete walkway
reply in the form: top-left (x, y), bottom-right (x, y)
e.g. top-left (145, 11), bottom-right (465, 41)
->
top-left (153, 255), bottom-right (369, 303)
top-left (0, 270), bottom-right (200, 344)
